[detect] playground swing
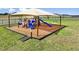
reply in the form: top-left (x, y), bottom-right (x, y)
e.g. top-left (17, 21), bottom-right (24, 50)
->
top-left (18, 19), bottom-right (23, 28)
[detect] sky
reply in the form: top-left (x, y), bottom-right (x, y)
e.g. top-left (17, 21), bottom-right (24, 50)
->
top-left (41, 8), bottom-right (79, 15)
top-left (0, 8), bottom-right (79, 15)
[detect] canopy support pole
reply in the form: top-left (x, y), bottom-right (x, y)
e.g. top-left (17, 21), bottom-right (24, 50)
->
top-left (60, 16), bottom-right (61, 26)
top-left (8, 14), bottom-right (11, 27)
top-left (36, 16), bottom-right (39, 36)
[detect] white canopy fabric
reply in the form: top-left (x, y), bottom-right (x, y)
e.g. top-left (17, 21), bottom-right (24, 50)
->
top-left (12, 9), bottom-right (57, 16)
top-left (11, 9), bottom-right (59, 36)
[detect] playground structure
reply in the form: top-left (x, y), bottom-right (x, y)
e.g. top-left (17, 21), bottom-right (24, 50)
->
top-left (17, 17), bottom-right (52, 29)
top-left (7, 16), bottom-right (64, 40)
top-left (7, 9), bottom-right (64, 41)
top-left (18, 18), bottom-right (36, 29)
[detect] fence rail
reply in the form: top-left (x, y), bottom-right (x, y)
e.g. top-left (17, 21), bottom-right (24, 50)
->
top-left (0, 15), bottom-right (79, 26)
top-left (0, 15), bottom-right (21, 25)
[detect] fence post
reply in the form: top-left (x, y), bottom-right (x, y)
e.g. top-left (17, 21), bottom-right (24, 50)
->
top-left (2, 19), bottom-right (3, 25)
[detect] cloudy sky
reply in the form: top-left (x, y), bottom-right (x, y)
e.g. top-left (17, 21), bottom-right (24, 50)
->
top-left (0, 8), bottom-right (79, 15)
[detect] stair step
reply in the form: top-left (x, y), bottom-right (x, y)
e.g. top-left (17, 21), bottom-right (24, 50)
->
top-left (20, 36), bottom-right (30, 42)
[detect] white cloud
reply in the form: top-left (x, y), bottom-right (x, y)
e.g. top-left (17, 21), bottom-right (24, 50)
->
top-left (19, 8), bottom-right (28, 12)
top-left (8, 8), bottom-right (16, 13)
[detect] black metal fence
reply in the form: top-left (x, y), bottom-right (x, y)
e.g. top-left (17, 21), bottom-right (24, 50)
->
top-left (0, 15), bottom-right (35, 26)
top-left (0, 15), bottom-right (21, 26)
top-left (0, 15), bottom-right (79, 26)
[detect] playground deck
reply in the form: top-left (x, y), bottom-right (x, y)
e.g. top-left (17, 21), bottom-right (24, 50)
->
top-left (7, 24), bottom-right (64, 39)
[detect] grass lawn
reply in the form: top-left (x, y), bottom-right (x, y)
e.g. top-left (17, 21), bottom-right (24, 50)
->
top-left (0, 17), bottom-right (79, 51)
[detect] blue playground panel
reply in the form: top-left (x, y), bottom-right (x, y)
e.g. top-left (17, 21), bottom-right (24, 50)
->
top-left (28, 19), bottom-right (35, 29)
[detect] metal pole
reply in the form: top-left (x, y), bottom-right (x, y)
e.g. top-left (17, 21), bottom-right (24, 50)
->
top-left (30, 29), bottom-right (32, 39)
top-left (36, 16), bottom-right (39, 36)
top-left (2, 19), bottom-right (3, 25)
top-left (8, 14), bottom-right (10, 27)
top-left (60, 16), bottom-right (61, 26)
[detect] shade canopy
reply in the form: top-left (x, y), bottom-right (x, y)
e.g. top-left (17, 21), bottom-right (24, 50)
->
top-left (10, 9), bottom-right (60, 36)
top-left (12, 9), bottom-right (57, 16)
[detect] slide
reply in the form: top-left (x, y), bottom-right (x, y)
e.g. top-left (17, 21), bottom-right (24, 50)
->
top-left (39, 19), bottom-right (52, 27)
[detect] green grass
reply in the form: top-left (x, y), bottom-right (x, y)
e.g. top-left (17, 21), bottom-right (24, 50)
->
top-left (0, 17), bottom-right (79, 51)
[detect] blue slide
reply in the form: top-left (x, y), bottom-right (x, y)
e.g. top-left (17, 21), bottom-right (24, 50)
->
top-left (39, 19), bottom-right (52, 27)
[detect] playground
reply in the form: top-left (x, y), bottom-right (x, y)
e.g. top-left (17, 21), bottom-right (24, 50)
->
top-left (6, 9), bottom-right (64, 40)
top-left (0, 16), bottom-right (79, 50)
top-left (8, 23), bottom-right (64, 39)
top-left (0, 8), bottom-right (79, 50)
